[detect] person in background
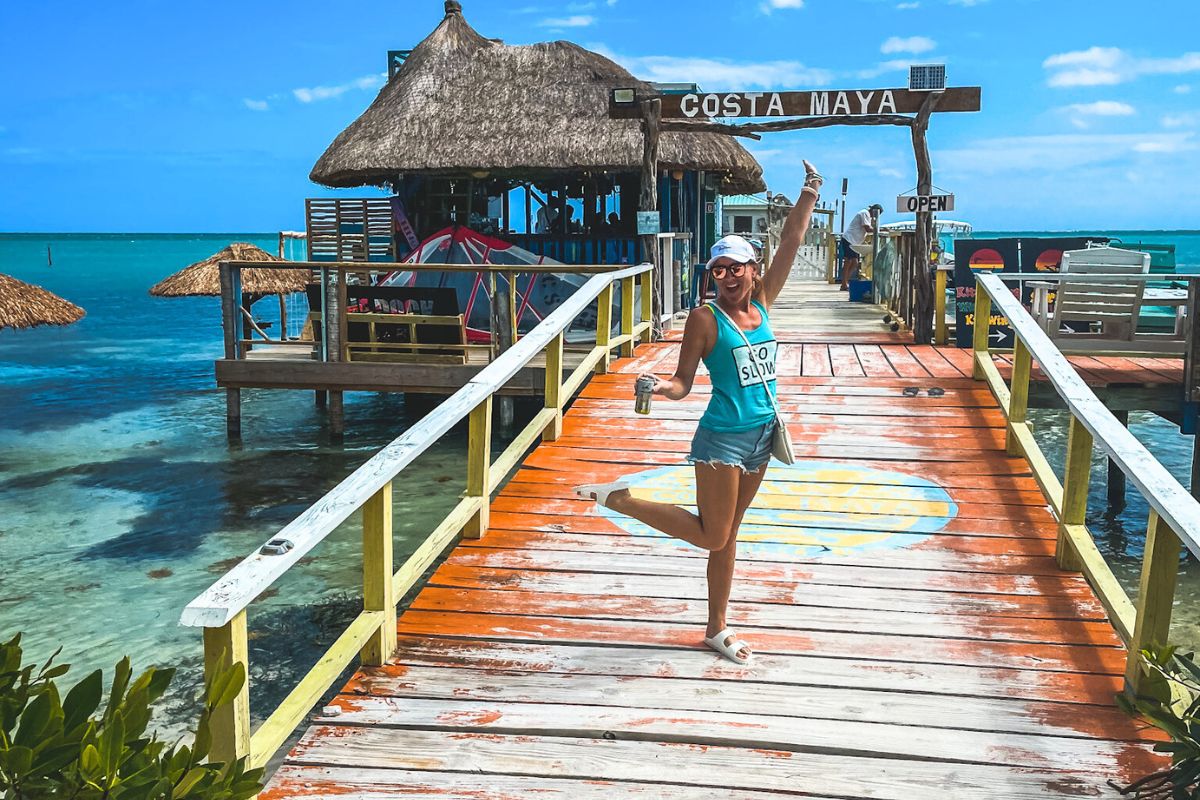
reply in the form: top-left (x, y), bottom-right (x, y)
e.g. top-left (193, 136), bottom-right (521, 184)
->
top-left (839, 203), bottom-right (882, 291)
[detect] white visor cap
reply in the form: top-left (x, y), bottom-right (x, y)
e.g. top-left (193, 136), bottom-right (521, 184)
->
top-left (706, 235), bottom-right (758, 269)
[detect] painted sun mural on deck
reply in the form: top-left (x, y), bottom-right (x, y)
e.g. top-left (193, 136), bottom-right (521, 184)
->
top-left (598, 461), bottom-right (958, 558)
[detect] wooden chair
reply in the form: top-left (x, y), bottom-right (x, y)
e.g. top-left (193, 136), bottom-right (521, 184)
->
top-left (1032, 246), bottom-right (1151, 344)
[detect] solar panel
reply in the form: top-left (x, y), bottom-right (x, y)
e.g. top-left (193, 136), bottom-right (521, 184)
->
top-left (909, 64), bottom-right (946, 92)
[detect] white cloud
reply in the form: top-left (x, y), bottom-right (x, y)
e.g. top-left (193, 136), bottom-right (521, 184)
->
top-left (242, 98), bottom-right (269, 112)
top-left (948, 0), bottom-right (985, 5)
top-left (293, 73), bottom-right (384, 103)
top-left (938, 132), bottom-right (1196, 175)
top-left (881, 36), bottom-right (936, 55)
top-left (592, 46), bottom-right (833, 89)
top-left (896, 2), bottom-right (919, 7)
top-left (1044, 47), bottom-right (1200, 88)
top-left (1176, 84), bottom-right (1193, 94)
top-left (567, 1), bottom-right (596, 9)
top-left (1065, 100), bottom-right (1135, 116)
top-left (538, 14), bottom-right (595, 27)
top-left (1163, 113), bottom-right (1200, 129)
top-left (606, 0), bottom-right (617, 5)
top-left (856, 59), bottom-right (918, 80)
top-left (760, 0), bottom-right (804, 12)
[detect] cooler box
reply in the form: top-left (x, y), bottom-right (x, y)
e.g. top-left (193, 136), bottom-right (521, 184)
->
top-left (848, 279), bottom-right (873, 302)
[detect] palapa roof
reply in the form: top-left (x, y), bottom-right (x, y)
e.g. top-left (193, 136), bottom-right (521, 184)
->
top-left (149, 243), bottom-right (310, 297)
top-left (310, 1), bottom-right (765, 193)
top-left (0, 273), bottom-right (85, 330)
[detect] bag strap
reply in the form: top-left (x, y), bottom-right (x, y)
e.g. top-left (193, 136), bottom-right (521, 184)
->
top-left (707, 302), bottom-right (781, 416)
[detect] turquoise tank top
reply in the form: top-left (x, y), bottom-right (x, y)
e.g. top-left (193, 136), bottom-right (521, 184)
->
top-left (699, 300), bottom-right (778, 432)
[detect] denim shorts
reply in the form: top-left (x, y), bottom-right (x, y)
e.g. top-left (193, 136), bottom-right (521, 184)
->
top-left (688, 421), bottom-right (776, 473)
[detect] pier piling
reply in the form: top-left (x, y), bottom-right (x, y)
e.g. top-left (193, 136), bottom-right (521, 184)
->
top-left (226, 388), bottom-right (241, 440)
top-left (329, 391), bottom-right (345, 439)
top-left (1107, 410), bottom-right (1128, 513)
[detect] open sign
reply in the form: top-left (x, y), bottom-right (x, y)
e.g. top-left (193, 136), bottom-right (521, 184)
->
top-left (896, 194), bottom-right (955, 213)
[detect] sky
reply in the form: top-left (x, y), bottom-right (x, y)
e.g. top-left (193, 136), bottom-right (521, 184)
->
top-left (0, 0), bottom-right (1197, 232)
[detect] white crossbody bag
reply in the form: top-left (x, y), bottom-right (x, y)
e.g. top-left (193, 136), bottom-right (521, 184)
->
top-left (708, 302), bottom-right (795, 466)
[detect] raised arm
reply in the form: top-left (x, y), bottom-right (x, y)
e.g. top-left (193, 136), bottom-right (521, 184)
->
top-left (758, 161), bottom-right (823, 309)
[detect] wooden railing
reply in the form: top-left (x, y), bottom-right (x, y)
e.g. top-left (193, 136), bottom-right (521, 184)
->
top-left (184, 262), bottom-right (654, 769)
top-left (973, 272), bottom-right (1200, 700)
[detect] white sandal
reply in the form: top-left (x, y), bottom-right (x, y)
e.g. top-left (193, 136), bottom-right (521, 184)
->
top-left (573, 480), bottom-right (632, 509)
top-left (704, 628), bottom-right (752, 665)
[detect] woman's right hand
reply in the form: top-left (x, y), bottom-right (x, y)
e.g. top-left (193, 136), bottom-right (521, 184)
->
top-left (640, 373), bottom-right (672, 395)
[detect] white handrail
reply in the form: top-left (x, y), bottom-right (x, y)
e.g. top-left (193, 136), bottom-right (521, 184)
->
top-left (974, 272), bottom-right (1194, 283)
top-left (181, 262), bottom-right (653, 628)
top-left (978, 273), bottom-right (1200, 556)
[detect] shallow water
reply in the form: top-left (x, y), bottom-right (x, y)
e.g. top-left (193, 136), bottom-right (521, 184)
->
top-left (0, 233), bottom-right (516, 735)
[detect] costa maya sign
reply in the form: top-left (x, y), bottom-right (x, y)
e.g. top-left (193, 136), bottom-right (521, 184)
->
top-left (609, 87), bottom-right (981, 120)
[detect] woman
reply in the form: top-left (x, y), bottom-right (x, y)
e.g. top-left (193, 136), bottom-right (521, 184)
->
top-left (575, 161), bottom-right (823, 664)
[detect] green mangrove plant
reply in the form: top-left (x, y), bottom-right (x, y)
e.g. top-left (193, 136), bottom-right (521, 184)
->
top-left (1116, 646), bottom-right (1200, 799)
top-left (0, 633), bottom-right (263, 800)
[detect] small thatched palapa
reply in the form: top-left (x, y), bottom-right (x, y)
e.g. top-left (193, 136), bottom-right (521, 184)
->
top-left (0, 273), bottom-right (86, 331)
top-left (149, 243), bottom-right (309, 298)
top-left (310, 1), bottom-right (764, 193)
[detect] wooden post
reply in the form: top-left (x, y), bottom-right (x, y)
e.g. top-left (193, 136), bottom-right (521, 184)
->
top-left (1057, 415), bottom-right (1093, 571)
top-left (639, 267), bottom-right (653, 345)
top-left (361, 482), bottom-right (395, 665)
top-left (1125, 510), bottom-right (1182, 698)
top-left (909, 91), bottom-right (942, 344)
top-left (596, 282), bottom-right (613, 374)
top-left (220, 263), bottom-right (242, 440)
top-left (971, 278), bottom-right (993, 380)
top-left (543, 332), bottom-right (564, 442)
top-left (203, 611), bottom-right (250, 763)
top-left (329, 391), bottom-right (344, 439)
top-left (639, 97), bottom-right (662, 338)
top-left (315, 390), bottom-right (327, 409)
top-left (620, 275), bottom-right (635, 358)
top-left (934, 267), bottom-right (948, 345)
top-left (465, 396), bottom-right (492, 539)
top-left (1007, 338), bottom-right (1032, 456)
top-left (1108, 410), bottom-right (1129, 513)
top-left (494, 272), bottom-right (515, 432)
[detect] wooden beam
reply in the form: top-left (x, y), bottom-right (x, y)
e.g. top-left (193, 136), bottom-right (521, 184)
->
top-left (203, 610), bottom-right (250, 763)
top-left (611, 87), bottom-right (982, 119)
top-left (639, 98), bottom-right (662, 336)
top-left (465, 396), bottom-right (492, 539)
top-left (1125, 510), bottom-right (1182, 697)
top-left (909, 91), bottom-right (942, 344)
top-left (1057, 415), bottom-right (1093, 572)
top-left (661, 115), bottom-right (912, 138)
top-left (360, 483), bottom-right (395, 665)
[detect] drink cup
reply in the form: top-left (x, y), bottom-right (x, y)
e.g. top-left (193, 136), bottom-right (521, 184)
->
top-left (635, 376), bottom-right (655, 415)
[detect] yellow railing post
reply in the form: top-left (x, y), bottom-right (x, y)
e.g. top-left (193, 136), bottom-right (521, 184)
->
top-left (620, 275), bottom-right (635, 358)
top-left (360, 482), bottom-right (395, 665)
top-left (934, 268), bottom-right (948, 346)
top-left (1125, 510), bottom-right (1182, 698)
top-left (971, 279), bottom-right (993, 380)
top-left (464, 396), bottom-right (492, 538)
top-left (203, 611), bottom-right (251, 763)
top-left (639, 268), bottom-right (653, 344)
top-left (1057, 415), bottom-right (1093, 571)
top-left (1007, 338), bottom-right (1032, 456)
top-left (826, 233), bottom-right (837, 284)
top-left (543, 332), bottom-right (564, 442)
top-left (595, 282), bottom-right (613, 374)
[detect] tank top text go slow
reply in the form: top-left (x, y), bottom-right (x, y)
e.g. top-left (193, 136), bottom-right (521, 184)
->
top-left (699, 300), bottom-right (778, 432)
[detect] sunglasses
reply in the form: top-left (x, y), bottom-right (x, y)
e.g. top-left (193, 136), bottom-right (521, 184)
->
top-left (710, 262), bottom-right (750, 279)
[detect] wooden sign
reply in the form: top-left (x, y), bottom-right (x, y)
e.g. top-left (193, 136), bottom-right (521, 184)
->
top-left (897, 194), bottom-right (955, 213)
top-left (610, 87), bottom-right (980, 119)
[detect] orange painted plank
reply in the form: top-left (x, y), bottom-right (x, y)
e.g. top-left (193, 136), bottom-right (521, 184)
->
top-left (395, 610), bottom-right (1128, 674)
top-left (908, 346), bottom-right (969, 378)
top-left (801, 343), bottom-right (832, 376)
top-left (854, 344), bottom-right (900, 377)
top-left (828, 344), bottom-right (866, 377)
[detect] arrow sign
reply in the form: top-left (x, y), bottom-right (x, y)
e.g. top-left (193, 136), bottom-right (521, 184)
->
top-left (989, 329), bottom-right (1007, 342)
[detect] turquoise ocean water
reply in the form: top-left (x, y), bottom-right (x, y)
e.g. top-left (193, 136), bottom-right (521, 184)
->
top-left (1, 230), bottom-right (1199, 735)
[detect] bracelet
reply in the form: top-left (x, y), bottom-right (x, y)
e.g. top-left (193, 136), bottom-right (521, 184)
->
top-left (801, 186), bottom-right (820, 198)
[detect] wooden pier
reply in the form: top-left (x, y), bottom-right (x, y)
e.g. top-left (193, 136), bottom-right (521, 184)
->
top-left (184, 266), bottom-right (1200, 799)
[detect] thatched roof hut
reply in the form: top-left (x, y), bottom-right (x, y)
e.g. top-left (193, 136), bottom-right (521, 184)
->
top-left (309, 1), bottom-right (764, 193)
top-left (149, 243), bottom-right (309, 298)
top-left (0, 273), bottom-right (85, 330)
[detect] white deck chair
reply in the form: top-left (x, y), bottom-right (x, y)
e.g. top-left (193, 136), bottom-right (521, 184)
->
top-left (1048, 246), bottom-right (1151, 342)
